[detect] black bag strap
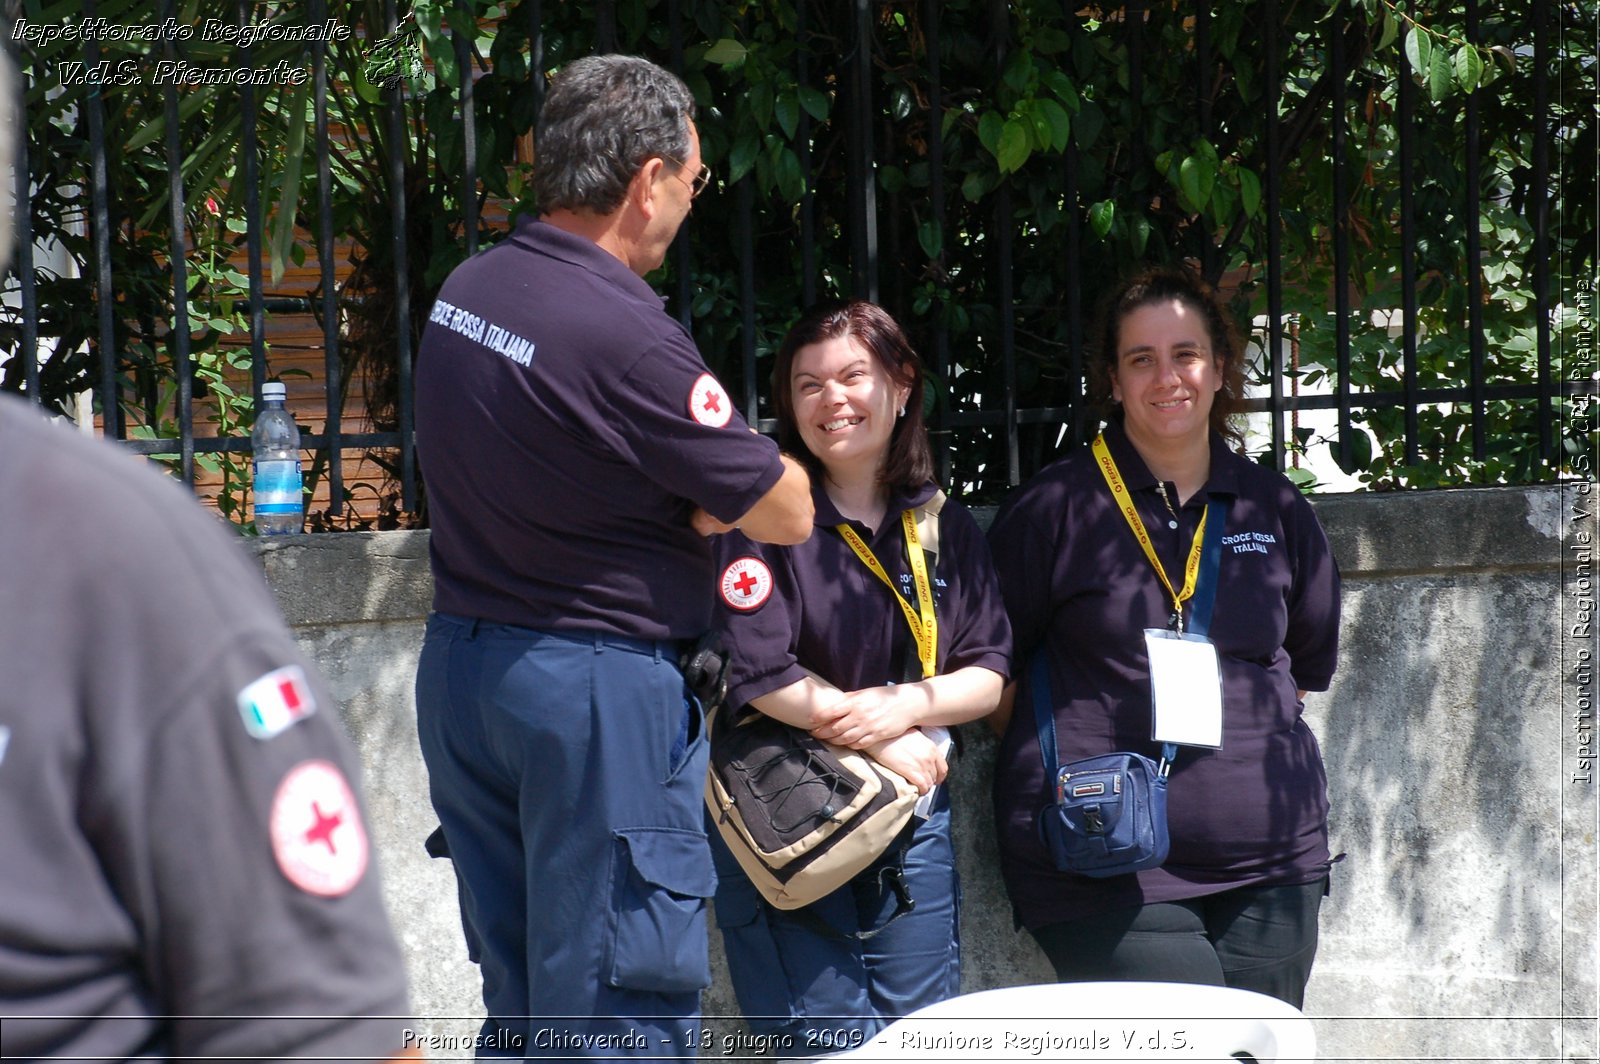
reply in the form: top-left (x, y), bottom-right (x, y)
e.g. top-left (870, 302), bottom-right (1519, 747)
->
top-left (1031, 497), bottom-right (1230, 783)
top-left (787, 820), bottom-right (919, 942)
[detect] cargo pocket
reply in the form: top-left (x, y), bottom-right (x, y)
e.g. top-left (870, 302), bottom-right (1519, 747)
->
top-left (605, 827), bottom-right (715, 993)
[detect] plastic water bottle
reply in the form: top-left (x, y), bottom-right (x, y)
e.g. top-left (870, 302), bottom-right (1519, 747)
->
top-left (252, 381), bottom-right (303, 535)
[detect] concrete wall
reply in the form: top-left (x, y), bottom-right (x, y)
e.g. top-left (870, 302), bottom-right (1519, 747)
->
top-left (247, 484), bottom-right (1598, 1062)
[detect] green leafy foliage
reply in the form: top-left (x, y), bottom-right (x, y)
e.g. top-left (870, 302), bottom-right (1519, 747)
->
top-left (2, 0), bottom-right (1586, 520)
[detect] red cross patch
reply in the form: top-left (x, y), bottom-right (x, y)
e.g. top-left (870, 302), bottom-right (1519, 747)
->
top-left (719, 556), bottom-right (774, 611)
top-left (269, 760), bottom-right (369, 898)
top-left (688, 373), bottom-right (733, 428)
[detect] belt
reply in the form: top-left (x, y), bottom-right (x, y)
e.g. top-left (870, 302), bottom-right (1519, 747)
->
top-left (431, 612), bottom-right (686, 662)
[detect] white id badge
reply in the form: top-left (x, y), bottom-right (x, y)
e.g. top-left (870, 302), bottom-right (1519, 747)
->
top-left (1145, 629), bottom-right (1224, 749)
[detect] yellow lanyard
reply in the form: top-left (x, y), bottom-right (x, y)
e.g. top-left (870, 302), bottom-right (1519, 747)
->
top-left (1091, 434), bottom-right (1208, 633)
top-left (837, 509), bottom-right (938, 678)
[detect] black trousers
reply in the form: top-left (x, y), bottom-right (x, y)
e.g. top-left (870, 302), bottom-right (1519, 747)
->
top-left (1029, 878), bottom-right (1328, 1009)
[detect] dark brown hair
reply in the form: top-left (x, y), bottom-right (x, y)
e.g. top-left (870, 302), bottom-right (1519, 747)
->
top-left (772, 300), bottom-right (935, 494)
top-left (1088, 266), bottom-right (1248, 446)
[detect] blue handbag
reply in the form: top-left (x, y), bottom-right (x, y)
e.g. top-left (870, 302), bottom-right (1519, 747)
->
top-left (1031, 654), bottom-right (1174, 877)
top-left (1031, 497), bottom-right (1227, 878)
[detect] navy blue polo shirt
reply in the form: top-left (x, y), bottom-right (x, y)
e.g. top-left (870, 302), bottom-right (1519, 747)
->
top-left (713, 480), bottom-right (1012, 709)
top-left (415, 218), bottom-right (786, 641)
top-left (986, 420), bottom-right (1341, 928)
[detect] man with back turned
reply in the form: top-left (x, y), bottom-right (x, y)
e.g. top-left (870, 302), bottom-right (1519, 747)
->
top-left (413, 54), bottom-right (812, 1056)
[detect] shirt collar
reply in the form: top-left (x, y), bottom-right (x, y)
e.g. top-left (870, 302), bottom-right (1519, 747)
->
top-left (812, 478), bottom-right (941, 528)
top-left (1099, 417), bottom-right (1240, 503)
top-left (513, 217), bottom-right (668, 310)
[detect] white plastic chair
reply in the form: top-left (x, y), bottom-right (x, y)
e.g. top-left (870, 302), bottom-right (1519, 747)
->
top-left (821, 981), bottom-right (1316, 1062)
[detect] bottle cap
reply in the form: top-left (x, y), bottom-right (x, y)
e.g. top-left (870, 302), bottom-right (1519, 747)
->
top-left (262, 382), bottom-right (287, 401)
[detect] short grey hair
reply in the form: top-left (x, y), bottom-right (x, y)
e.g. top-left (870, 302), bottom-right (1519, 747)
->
top-left (533, 55), bottom-right (696, 216)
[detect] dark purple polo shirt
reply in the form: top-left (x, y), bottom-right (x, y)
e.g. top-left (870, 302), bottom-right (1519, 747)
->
top-left (713, 480), bottom-right (1013, 708)
top-left (986, 419), bottom-right (1341, 928)
top-left (415, 218), bottom-right (786, 641)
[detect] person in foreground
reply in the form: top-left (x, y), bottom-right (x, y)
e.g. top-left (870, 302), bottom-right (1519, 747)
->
top-left (0, 38), bottom-right (412, 1055)
top-left (986, 267), bottom-right (1342, 1007)
top-left (0, 398), bottom-right (416, 1061)
top-left (412, 55), bottom-right (812, 1056)
top-left (708, 301), bottom-right (1012, 1046)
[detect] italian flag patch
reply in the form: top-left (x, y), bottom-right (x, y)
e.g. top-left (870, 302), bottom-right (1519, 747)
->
top-left (238, 665), bottom-right (317, 740)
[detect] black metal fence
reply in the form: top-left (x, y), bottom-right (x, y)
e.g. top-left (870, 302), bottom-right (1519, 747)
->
top-left (3, 1), bottom-right (1588, 525)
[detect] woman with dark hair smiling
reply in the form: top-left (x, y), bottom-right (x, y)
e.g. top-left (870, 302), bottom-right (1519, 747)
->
top-left (986, 267), bottom-right (1342, 1007)
top-left (705, 300), bottom-right (1011, 1045)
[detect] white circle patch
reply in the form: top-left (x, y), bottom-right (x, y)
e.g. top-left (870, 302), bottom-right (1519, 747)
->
top-left (269, 759), bottom-right (369, 898)
top-left (688, 373), bottom-right (733, 428)
top-left (720, 556), bottom-right (774, 611)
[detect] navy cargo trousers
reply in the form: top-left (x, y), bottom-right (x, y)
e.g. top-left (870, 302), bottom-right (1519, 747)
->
top-left (416, 613), bottom-right (712, 1058)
